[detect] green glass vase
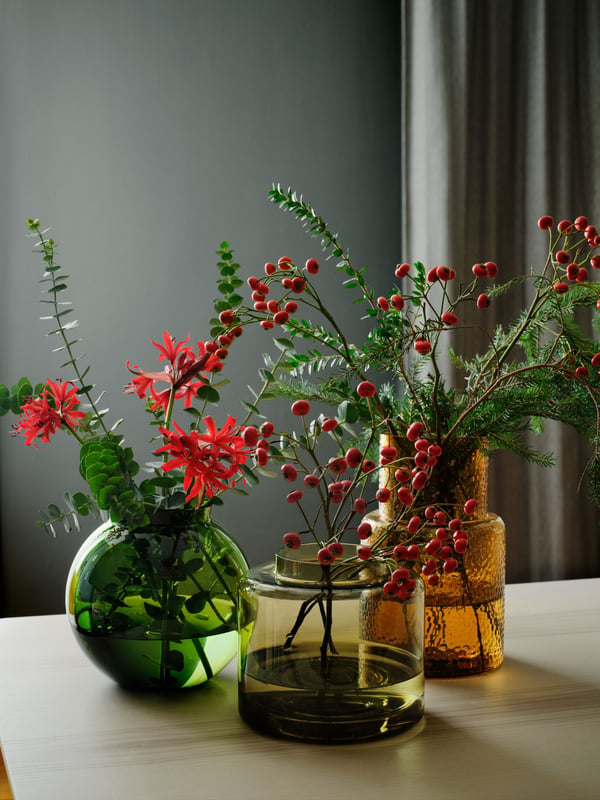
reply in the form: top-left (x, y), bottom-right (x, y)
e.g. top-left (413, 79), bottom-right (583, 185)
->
top-left (238, 544), bottom-right (425, 743)
top-left (66, 508), bottom-right (248, 690)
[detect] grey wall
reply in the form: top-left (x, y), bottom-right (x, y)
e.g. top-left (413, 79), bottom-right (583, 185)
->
top-left (0, 0), bottom-right (401, 615)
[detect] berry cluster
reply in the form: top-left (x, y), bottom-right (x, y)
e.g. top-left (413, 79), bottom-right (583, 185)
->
top-left (240, 398), bottom-right (473, 599)
top-left (541, 214), bottom-right (600, 297)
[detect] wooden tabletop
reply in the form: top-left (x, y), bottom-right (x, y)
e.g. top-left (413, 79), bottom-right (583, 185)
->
top-left (1, 578), bottom-right (599, 800)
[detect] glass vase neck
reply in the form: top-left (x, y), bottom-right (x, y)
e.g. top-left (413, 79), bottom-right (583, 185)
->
top-left (378, 436), bottom-right (489, 521)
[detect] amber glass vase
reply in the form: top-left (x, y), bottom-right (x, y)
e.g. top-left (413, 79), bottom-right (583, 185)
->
top-left (365, 438), bottom-right (506, 677)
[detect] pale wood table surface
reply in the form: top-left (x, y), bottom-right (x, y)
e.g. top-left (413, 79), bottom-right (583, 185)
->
top-left (1, 578), bottom-right (599, 800)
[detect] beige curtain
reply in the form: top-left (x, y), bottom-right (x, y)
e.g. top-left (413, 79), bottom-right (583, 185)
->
top-left (401, 0), bottom-right (600, 581)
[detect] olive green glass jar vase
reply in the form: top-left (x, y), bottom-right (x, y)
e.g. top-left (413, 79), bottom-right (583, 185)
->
top-left (238, 544), bottom-right (425, 743)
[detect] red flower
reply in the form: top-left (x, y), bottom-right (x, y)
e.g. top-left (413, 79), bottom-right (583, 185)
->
top-left (14, 379), bottom-right (85, 447)
top-left (155, 416), bottom-right (247, 503)
top-left (125, 332), bottom-right (224, 412)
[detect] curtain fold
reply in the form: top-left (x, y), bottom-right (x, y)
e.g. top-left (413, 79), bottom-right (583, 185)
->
top-left (401, 0), bottom-right (600, 581)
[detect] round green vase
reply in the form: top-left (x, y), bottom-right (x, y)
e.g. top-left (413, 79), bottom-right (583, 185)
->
top-left (66, 509), bottom-right (248, 690)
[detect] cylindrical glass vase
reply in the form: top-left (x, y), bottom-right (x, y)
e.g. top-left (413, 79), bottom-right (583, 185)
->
top-left (238, 544), bottom-right (425, 743)
top-left (66, 508), bottom-right (248, 690)
top-left (367, 438), bottom-right (506, 677)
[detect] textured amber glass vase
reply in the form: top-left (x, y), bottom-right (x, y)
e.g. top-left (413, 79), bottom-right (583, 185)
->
top-left (365, 439), bottom-right (506, 677)
top-left (238, 544), bottom-right (425, 743)
top-left (66, 508), bottom-right (248, 689)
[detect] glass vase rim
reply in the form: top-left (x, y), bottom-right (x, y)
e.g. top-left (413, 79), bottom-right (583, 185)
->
top-left (271, 543), bottom-right (391, 587)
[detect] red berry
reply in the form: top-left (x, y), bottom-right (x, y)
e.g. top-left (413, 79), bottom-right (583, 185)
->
top-left (376, 487), bottom-right (391, 502)
top-left (425, 538), bottom-right (441, 555)
top-left (406, 421), bottom-right (424, 441)
top-left (397, 487), bottom-right (414, 505)
top-left (260, 421), bottom-right (274, 437)
top-left (427, 267), bottom-right (439, 282)
top-left (328, 457), bottom-right (348, 475)
top-left (448, 518), bottom-right (462, 531)
top-left (383, 581), bottom-right (400, 596)
top-left (433, 510), bottom-right (447, 525)
top-left (357, 380), bottom-right (377, 398)
top-left (574, 215), bottom-right (588, 231)
top-left (281, 464), bottom-right (298, 482)
top-left (362, 459), bottom-right (377, 473)
top-left (341, 448), bottom-right (360, 469)
top-left (291, 400), bottom-right (310, 416)
top-left (391, 293), bottom-right (404, 310)
top-left (414, 338), bottom-right (431, 355)
top-left (354, 497), bottom-right (367, 514)
top-left (321, 417), bottom-right (338, 432)
top-left (591, 353), bottom-right (600, 367)
top-left (553, 282), bottom-right (569, 294)
top-left (424, 505), bottom-right (437, 519)
top-left (464, 498), bottom-right (477, 515)
top-left (285, 301), bottom-right (298, 314)
top-left (273, 311), bottom-right (289, 325)
top-left (591, 256), bottom-right (600, 269)
top-left (442, 311), bottom-right (458, 325)
top-left (329, 542), bottom-right (344, 557)
top-left (242, 426), bottom-right (259, 447)
top-left (305, 257), bottom-right (320, 274)
top-left (380, 445), bottom-right (398, 460)
top-left (472, 263), bottom-right (488, 277)
top-left (454, 537), bottom-right (468, 554)
top-left (435, 527), bottom-right (448, 541)
top-left (444, 558), bottom-right (458, 573)
top-left (358, 546), bottom-right (372, 560)
top-left (567, 263), bottom-right (579, 281)
top-left (428, 573), bottom-right (440, 586)
top-left (395, 465), bottom-right (412, 483)
top-left (264, 261), bottom-right (277, 275)
top-left (576, 267), bottom-right (589, 283)
top-left (406, 544), bottom-right (421, 559)
top-left (254, 301), bottom-right (268, 311)
top-left (395, 262), bottom-right (410, 279)
top-left (357, 521), bottom-right (372, 540)
top-left (393, 545), bottom-right (409, 560)
top-left (219, 309), bottom-right (236, 325)
top-left (286, 490), bottom-right (303, 503)
top-left (538, 216), bottom-right (553, 230)
top-left (283, 532), bottom-right (301, 549)
top-left (392, 567), bottom-right (410, 582)
top-left (576, 366), bottom-right (589, 379)
top-left (278, 256), bottom-right (293, 270)
top-left (436, 265), bottom-right (454, 281)
top-left (439, 545), bottom-right (453, 559)
top-left (556, 250), bottom-right (570, 264)
top-left (412, 470), bottom-right (429, 491)
top-left (377, 296), bottom-right (390, 311)
top-left (318, 547), bottom-right (335, 565)
top-left (304, 474), bottom-right (320, 488)
top-left (291, 277), bottom-right (306, 293)
top-left (407, 516), bottom-right (421, 534)
top-left (558, 219), bottom-right (572, 234)
top-left (247, 276), bottom-right (262, 290)
top-left (256, 448), bottom-right (268, 466)
top-left (485, 261), bottom-right (498, 278)
top-left (477, 293), bottom-right (490, 309)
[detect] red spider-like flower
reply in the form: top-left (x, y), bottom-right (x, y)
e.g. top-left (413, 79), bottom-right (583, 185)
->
top-left (13, 379), bottom-right (85, 447)
top-left (155, 416), bottom-right (248, 503)
top-left (124, 332), bottom-right (224, 413)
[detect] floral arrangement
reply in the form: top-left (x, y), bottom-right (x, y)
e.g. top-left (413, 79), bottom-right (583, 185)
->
top-left (210, 188), bottom-right (600, 524)
top-left (0, 220), bottom-right (257, 533)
